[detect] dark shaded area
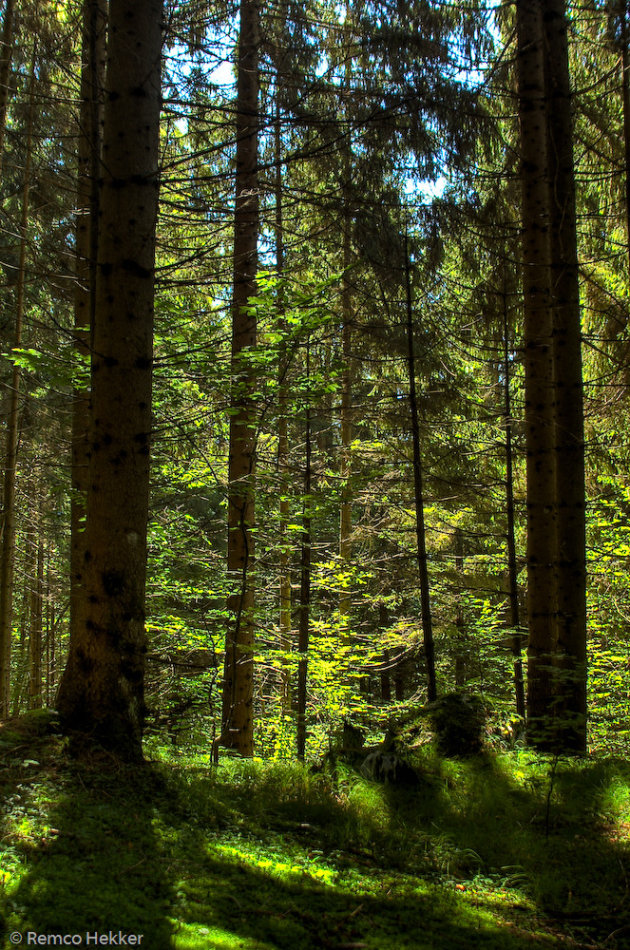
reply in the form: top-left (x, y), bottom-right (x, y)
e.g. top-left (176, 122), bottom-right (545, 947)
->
top-left (0, 715), bottom-right (173, 946)
top-left (1, 719), bottom-right (629, 949)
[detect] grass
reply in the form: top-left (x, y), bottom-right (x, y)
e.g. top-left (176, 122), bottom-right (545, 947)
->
top-left (0, 715), bottom-right (629, 949)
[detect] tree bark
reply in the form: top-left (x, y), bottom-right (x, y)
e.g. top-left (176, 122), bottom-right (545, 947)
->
top-left (221, 0), bottom-right (259, 756)
top-left (618, 0), bottom-right (630, 274)
top-left (339, 151), bottom-right (353, 626)
top-left (275, 100), bottom-right (291, 714)
top-left (28, 531), bottom-right (44, 709)
top-left (516, 0), bottom-right (558, 746)
top-left (70, 0), bottom-right (107, 654)
top-left (0, 0), bottom-right (15, 182)
top-left (544, 0), bottom-right (587, 752)
top-left (502, 287), bottom-right (525, 718)
top-left (404, 228), bottom-right (437, 702)
top-left (296, 341), bottom-right (311, 762)
top-left (57, 0), bottom-right (163, 761)
top-left (0, 44), bottom-right (36, 720)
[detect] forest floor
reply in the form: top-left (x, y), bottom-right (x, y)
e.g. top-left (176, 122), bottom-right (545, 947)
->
top-left (0, 713), bottom-right (629, 950)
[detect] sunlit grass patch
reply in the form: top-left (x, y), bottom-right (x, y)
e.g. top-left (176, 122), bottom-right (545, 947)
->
top-left (2, 728), bottom-right (629, 950)
top-left (171, 922), bottom-right (274, 949)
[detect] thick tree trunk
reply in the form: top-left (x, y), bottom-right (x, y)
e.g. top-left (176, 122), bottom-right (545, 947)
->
top-left (221, 0), bottom-right (259, 756)
top-left (404, 229), bottom-right (437, 702)
top-left (0, 45), bottom-right (36, 719)
top-left (70, 0), bottom-right (107, 651)
top-left (544, 0), bottom-right (587, 752)
top-left (57, 0), bottom-right (163, 761)
top-left (516, 0), bottom-right (558, 747)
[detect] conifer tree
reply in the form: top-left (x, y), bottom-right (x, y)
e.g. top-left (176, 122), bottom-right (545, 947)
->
top-left (57, 0), bottom-right (163, 760)
top-left (221, 0), bottom-right (260, 756)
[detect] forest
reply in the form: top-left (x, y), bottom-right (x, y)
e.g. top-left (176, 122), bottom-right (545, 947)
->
top-left (0, 0), bottom-right (629, 947)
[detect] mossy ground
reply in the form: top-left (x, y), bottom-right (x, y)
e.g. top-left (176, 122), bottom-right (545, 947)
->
top-left (1, 717), bottom-right (629, 949)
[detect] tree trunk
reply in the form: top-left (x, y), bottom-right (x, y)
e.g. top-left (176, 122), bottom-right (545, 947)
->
top-left (275, 101), bottom-right (291, 714)
top-left (296, 341), bottom-right (312, 762)
top-left (404, 228), bottom-right (437, 702)
top-left (454, 527), bottom-right (466, 688)
top-left (619, 0), bottom-right (630, 274)
top-left (379, 604), bottom-right (391, 702)
top-left (28, 531), bottom-right (44, 709)
top-left (70, 0), bottom-right (107, 652)
top-left (0, 44), bottom-right (36, 719)
top-left (544, 0), bottom-right (587, 752)
top-left (221, 0), bottom-right (259, 756)
top-left (0, 0), bottom-right (15, 181)
top-left (57, 0), bottom-right (163, 761)
top-left (339, 152), bottom-right (353, 627)
top-left (45, 553), bottom-right (54, 706)
top-left (515, 0), bottom-right (558, 747)
top-left (339, 18), bottom-right (353, 631)
top-left (502, 287), bottom-right (525, 718)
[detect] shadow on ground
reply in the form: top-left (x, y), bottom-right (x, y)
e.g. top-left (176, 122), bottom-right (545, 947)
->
top-left (0, 715), bottom-right (174, 947)
top-left (2, 720), bottom-right (629, 950)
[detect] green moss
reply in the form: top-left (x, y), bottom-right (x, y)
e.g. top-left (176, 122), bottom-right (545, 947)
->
top-left (1, 735), bottom-right (628, 950)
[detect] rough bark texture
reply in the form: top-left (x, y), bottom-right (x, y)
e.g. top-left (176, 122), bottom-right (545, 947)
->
top-left (0, 47), bottom-right (36, 720)
top-left (516, 0), bottom-right (558, 746)
top-left (544, 0), bottom-right (587, 752)
top-left (57, 0), bottom-right (163, 761)
top-left (70, 0), bottom-right (107, 654)
top-left (221, 0), bottom-right (259, 756)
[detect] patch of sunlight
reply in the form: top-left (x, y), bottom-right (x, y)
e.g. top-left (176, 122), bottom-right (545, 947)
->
top-left (209, 841), bottom-right (337, 885)
top-left (172, 922), bottom-right (273, 949)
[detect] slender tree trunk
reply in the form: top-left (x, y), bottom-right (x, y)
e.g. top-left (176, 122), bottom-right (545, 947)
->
top-left (516, 0), bottom-right (558, 747)
top-left (28, 530), bottom-right (44, 709)
top-left (70, 0), bottom-right (107, 650)
top-left (339, 151), bottom-right (353, 626)
top-left (544, 0), bottom-right (587, 753)
top-left (46, 562), bottom-right (55, 705)
top-left (57, 0), bottom-right (163, 761)
top-left (0, 0), bottom-right (15, 181)
top-left (296, 340), bottom-right (311, 762)
top-left (10, 532), bottom-right (32, 716)
top-left (619, 0), bottom-right (630, 274)
top-left (275, 101), bottom-right (291, 713)
top-left (379, 603), bottom-right (391, 702)
top-left (502, 288), bottom-right (525, 718)
top-left (0, 44), bottom-right (36, 719)
top-left (454, 527), bottom-right (466, 688)
top-left (221, 0), bottom-right (259, 756)
top-left (404, 229), bottom-right (437, 702)
top-left (339, 21), bottom-right (354, 630)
